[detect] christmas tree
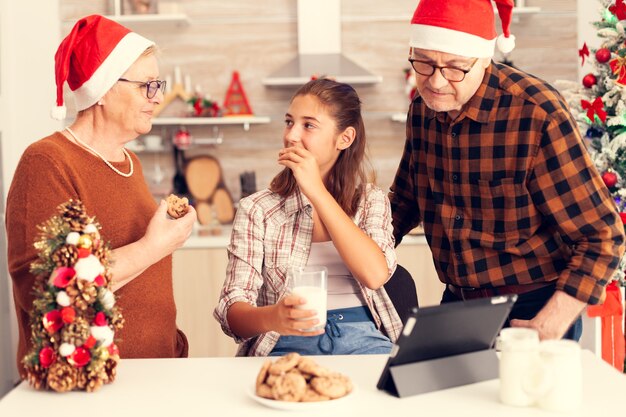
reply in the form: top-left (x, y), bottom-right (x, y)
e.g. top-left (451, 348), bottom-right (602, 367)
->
top-left (22, 200), bottom-right (123, 392)
top-left (557, 0), bottom-right (626, 286)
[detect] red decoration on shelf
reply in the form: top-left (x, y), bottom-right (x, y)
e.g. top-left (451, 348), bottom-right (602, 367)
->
top-left (619, 212), bottom-right (626, 224)
top-left (39, 347), bottom-right (56, 369)
top-left (578, 42), bottom-right (590, 66)
top-left (173, 128), bottom-right (192, 150)
top-left (609, 0), bottom-right (626, 20)
top-left (581, 97), bottom-right (608, 123)
top-left (223, 71), bottom-right (253, 116)
top-left (602, 170), bottom-right (618, 188)
top-left (582, 73), bottom-right (597, 88)
top-left (595, 48), bottom-right (611, 64)
top-left (609, 55), bottom-right (626, 86)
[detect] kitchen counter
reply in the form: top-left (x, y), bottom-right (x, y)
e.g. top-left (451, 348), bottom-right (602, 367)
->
top-left (0, 351), bottom-right (622, 416)
top-left (183, 227), bottom-right (428, 249)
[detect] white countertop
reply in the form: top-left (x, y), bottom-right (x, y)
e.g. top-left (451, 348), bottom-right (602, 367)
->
top-left (0, 351), bottom-right (622, 416)
top-left (182, 227), bottom-right (428, 249)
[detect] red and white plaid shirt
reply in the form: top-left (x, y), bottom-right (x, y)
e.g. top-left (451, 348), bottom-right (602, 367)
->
top-left (214, 184), bottom-right (403, 356)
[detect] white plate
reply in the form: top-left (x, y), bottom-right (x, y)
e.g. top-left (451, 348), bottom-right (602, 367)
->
top-left (247, 384), bottom-right (355, 411)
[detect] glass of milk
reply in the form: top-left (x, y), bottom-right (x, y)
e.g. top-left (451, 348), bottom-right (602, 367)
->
top-left (289, 265), bottom-right (328, 331)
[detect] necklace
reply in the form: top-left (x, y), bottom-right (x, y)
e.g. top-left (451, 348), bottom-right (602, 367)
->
top-left (65, 127), bottom-right (134, 178)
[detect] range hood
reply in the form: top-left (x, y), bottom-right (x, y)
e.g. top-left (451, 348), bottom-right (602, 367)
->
top-left (262, 0), bottom-right (382, 87)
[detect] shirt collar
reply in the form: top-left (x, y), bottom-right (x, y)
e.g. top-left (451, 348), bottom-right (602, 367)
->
top-left (283, 187), bottom-right (312, 216)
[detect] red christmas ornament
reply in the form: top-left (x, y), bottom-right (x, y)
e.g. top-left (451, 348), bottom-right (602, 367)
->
top-left (602, 171), bottom-right (618, 188)
top-left (596, 48), bottom-right (611, 64)
top-left (60, 306), bottom-right (76, 324)
top-left (38, 347), bottom-right (56, 368)
top-left (43, 310), bottom-right (63, 334)
top-left (93, 311), bottom-right (108, 327)
top-left (68, 346), bottom-right (91, 368)
top-left (619, 212), bottom-right (626, 225)
top-left (77, 247), bottom-right (91, 258)
top-left (582, 73), bottom-right (597, 88)
top-left (83, 335), bottom-right (97, 349)
top-left (51, 266), bottom-right (75, 288)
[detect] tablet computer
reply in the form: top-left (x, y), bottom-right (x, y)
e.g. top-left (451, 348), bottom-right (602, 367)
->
top-left (377, 294), bottom-right (517, 395)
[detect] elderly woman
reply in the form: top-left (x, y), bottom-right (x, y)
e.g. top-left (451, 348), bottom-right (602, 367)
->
top-left (6, 15), bottom-right (197, 376)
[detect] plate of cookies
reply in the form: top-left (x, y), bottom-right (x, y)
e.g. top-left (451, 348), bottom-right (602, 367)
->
top-left (249, 353), bottom-right (355, 411)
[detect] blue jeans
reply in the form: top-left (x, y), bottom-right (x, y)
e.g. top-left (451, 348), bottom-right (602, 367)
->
top-left (441, 284), bottom-right (583, 341)
top-left (269, 306), bottom-right (394, 356)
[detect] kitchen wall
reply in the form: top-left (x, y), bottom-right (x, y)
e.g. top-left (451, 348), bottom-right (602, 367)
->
top-left (59, 0), bottom-right (578, 202)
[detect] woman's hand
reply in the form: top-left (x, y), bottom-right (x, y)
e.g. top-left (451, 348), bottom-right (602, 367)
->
top-left (269, 294), bottom-right (325, 336)
top-left (278, 147), bottom-right (326, 199)
top-left (141, 200), bottom-right (197, 260)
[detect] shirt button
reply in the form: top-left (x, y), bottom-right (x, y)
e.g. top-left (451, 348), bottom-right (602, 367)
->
top-left (456, 253), bottom-right (462, 260)
top-left (452, 174), bottom-right (458, 181)
top-left (451, 132), bottom-right (457, 138)
top-left (455, 215), bottom-right (462, 221)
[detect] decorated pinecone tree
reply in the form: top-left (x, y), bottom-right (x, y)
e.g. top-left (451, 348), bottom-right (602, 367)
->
top-left (23, 200), bottom-right (123, 392)
top-left (556, 0), bottom-right (626, 285)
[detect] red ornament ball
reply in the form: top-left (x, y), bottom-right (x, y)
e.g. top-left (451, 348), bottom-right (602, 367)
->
top-left (596, 48), bottom-right (611, 63)
top-left (619, 212), bottom-right (626, 225)
top-left (582, 73), bottom-right (597, 88)
top-left (602, 171), bottom-right (618, 188)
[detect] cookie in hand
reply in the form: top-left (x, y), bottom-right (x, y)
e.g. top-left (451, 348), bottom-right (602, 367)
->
top-left (166, 194), bottom-right (189, 219)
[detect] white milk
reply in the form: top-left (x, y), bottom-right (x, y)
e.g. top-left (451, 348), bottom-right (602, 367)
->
top-left (291, 285), bottom-right (327, 330)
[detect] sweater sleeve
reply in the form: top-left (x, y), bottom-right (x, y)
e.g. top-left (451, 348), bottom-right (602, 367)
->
top-left (6, 148), bottom-right (79, 313)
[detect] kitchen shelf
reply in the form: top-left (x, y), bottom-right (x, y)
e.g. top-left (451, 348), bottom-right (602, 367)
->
top-left (101, 0), bottom-right (189, 30)
top-left (104, 13), bottom-right (190, 30)
top-left (152, 116), bottom-right (271, 131)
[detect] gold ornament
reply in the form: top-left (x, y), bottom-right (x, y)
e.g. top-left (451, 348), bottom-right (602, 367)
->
top-left (77, 234), bottom-right (93, 249)
top-left (46, 362), bottom-right (78, 393)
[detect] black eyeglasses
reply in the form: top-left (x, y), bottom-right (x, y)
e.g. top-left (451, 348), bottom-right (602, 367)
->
top-left (118, 78), bottom-right (167, 99)
top-left (408, 58), bottom-right (479, 82)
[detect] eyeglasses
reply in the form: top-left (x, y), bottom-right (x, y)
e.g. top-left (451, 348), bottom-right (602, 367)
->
top-left (408, 58), bottom-right (479, 82)
top-left (117, 78), bottom-right (167, 99)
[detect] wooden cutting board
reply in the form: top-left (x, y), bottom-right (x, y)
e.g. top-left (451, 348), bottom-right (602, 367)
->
top-left (212, 188), bottom-right (235, 224)
top-left (185, 156), bottom-right (221, 201)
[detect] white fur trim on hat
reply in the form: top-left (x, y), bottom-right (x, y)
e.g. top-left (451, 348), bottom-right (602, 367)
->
top-left (496, 34), bottom-right (516, 54)
top-left (50, 105), bottom-right (67, 121)
top-left (410, 24), bottom-right (496, 58)
top-left (73, 32), bottom-right (154, 111)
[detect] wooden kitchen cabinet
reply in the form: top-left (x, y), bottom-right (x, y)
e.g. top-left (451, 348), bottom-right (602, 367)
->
top-left (172, 241), bottom-right (443, 357)
top-left (172, 248), bottom-right (238, 358)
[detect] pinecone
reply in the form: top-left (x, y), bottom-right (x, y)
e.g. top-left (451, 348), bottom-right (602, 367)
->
top-left (93, 244), bottom-right (112, 266)
top-left (46, 361), bottom-right (78, 393)
top-left (76, 370), bottom-right (88, 390)
top-left (25, 364), bottom-right (47, 390)
top-left (51, 244), bottom-right (79, 267)
top-left (110, 308), bottom-right (125, 331)
top-left (84, 364), bottom-right (108, 392)
top-left (60, 200), bottom-right (90, 232)
top-left (67, 280), bottom-right (98, 311)
top-left (104, 358), bottom-right (118, 382)
top-left (86, 375), bottom-right (105, 392)
top-left (61, 317), bottom-right (90, 345)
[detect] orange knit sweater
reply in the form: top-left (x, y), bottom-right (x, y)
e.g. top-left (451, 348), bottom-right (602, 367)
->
top-left (6, 132), bottom-right (187, 376)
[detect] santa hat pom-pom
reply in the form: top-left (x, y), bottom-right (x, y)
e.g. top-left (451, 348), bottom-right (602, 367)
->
top-left (50, 105), bottom-right (67, 121)
top-left (497, 34), bottom-right (516, 54)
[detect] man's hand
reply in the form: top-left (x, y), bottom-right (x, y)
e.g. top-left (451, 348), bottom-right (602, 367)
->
top-left (510, 290), bottom-right (586, 340)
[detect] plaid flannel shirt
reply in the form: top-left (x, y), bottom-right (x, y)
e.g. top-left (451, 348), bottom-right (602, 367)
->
top-left (390, 62), bottom-right (625, 304)
top-left (214, 184), bottom-right (403, 356)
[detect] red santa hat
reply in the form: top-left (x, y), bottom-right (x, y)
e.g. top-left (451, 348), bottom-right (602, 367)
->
top-left (409, 0), bottom-right (515, 58)
top-left (51, 15), bottom-right (154, 120)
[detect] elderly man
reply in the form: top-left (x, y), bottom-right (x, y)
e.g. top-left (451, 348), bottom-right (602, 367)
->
top-left (390, 0), bottom-right (625, 340)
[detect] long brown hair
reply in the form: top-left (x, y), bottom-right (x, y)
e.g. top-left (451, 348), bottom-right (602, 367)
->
top-left (270, 78), bottom-right (372, 217)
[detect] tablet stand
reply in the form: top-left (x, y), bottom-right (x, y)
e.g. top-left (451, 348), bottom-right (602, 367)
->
top-left (385, 349), bottom-right (498, 398)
